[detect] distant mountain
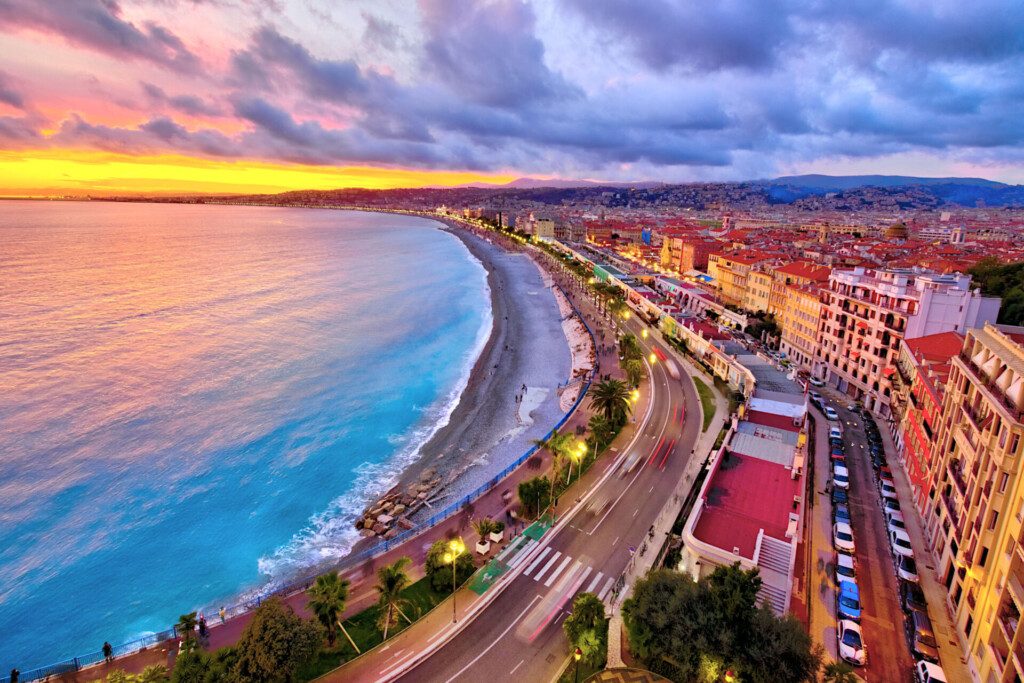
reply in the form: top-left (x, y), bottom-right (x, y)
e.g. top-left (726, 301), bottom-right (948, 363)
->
top-left (455, 177), bottom-right (663, 190)
top-left (770, 174), bottom-right (1009, 191)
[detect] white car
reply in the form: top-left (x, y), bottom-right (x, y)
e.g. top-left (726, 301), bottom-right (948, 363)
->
top-left (880, 482), bottom-right (898, 501)
top-left (914, 661), bottom-right (948, 683)
top-left (897, 555), bottom-right (920, 582)
top-left (829, 426), bottom-right (844, 441)
top-left (810, 391), bottom-right (824, 405)
top-left (887, 515), bottom-right (908, 534)
top-left (809, 376), bottom-right (825, 387)
top-left (838, 619), bottom-right (867, 666)
top-left (890, 528), bottom-right (915, 558)
top-left (836, 552), bottom-right (856, 581)
top-left (833, 465), bottom-right (851, 490)
top-left (824, 406), bottom-right (840, 421)
top-left (834, 522), bottom-right (856, 554)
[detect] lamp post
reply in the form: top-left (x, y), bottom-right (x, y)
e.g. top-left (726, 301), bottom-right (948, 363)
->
top-left (574, 647), bottom-right (582, 683)
top-left (567, 442), bottom-right (586, 484)
top-left (443, 538), bottom-right (465, 623)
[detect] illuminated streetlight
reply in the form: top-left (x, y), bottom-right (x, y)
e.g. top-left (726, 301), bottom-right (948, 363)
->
top-left (649, 352), bottom-right (658, 364)
top-left (641, 328), bottom-right (648, 339)
top-left (574, 647), bottom-right (583, 683)
top-left (445, 538), bottom-right (465, 622)
top-left (631, 389), bottom-right (640, 403)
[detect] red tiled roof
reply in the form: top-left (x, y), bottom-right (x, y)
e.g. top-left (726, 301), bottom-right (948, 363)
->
top-left (905, 332), bottom-right (964, 364)
top-left (693, 452), bottom-right (800, 560)
top-left (746, 410), bottom-right (801, 432)
top-left (774, 261), bottom-right (831, 281)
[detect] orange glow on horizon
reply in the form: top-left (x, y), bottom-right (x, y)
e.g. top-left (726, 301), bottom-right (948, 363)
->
top-left (0, 149), bottom-right (518, 197)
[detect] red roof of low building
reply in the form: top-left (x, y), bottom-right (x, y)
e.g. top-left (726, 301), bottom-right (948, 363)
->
top-left (746, 410), bottom-right (801, 433)
top-left (693, 452), bottom-right (800, 560)
top-left (774, 261), bottom-right (831, 282)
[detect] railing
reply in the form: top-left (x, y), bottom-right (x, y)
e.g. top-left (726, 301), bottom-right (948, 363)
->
top-left (3, 230), bottom-right (601, 683)
top-left (959, 352), bottom-right (1024, 422)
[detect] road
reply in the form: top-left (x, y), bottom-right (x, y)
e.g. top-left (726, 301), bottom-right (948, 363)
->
top-left (819, 392), bottom-right (916, 680)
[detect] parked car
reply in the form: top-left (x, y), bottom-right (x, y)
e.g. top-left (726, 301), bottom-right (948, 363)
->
top-left (836, 552), bottom-right (856, 581)
top-left (810, 391), bottom-right (824, 406)
top-left (810, 377), bottom-right (826, 387)
top-left (868, 443), bottom-right (885, 457)
top-left (890, 529), bottom-right (915, 558)
top-left (832, 488), bottom-right (849, 505)
top-left (897, 555), bottom-right (920, 582)
top-left (837, 580), bottom-right (862, 621)
top-left (883, 497), bottom-right (902, 513)
top-left (872, 453), bottom-right (888, 469)
top-left (914, 661), bottom-right (949, 683)
top-left (834, 503), bottom-right (852, 525)
top-left (901, 580), bottom-right (928, 613)
top-left (830, 437), bottom-right (845, 449)
top-left (878, 466), bottom-right (894, 483)
top-left (829, 426), bottom-right (844, 440)
top-left (833, 465), bottom-right (851, 490)
top-left (824, 406), bottom-right (840, 421)
top-left (906, 610), bottom-right (940, 663)
top-left (880, 482), bottom-right (899, 501)
top-left (834, 522), bottom-right (856, 553)
top-left (887, 510), bottom-right (908, 534)
top-left (838, 619), bottom-right (867, 666)
top-left (831, 453), bottom-right (847, 467)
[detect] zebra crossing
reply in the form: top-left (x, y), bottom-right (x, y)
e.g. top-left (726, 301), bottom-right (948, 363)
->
top-left (517, 546), bottom-right (616, 601)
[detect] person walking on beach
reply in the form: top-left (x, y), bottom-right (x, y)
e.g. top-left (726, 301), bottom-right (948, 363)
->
top-left (219, 606), bottom-right (226, 624)
top-left (102, 641), bottom-right (113, 663)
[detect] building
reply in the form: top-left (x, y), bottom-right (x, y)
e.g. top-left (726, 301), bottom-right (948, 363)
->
top-left (818, 267), bottom-right (1000, 419)
top-left (660, 234), bottom-right (716, 274)
top-left (767, 262), bottom-right (831, 317)
top-left (707, 251), bottom-right (771, 309)
top-left (890, 332), bottom-right (963, 511)
top-left (679, 379), bottom-right (807, 615)
top-left (924, 324), bottom-right (1024, 682)
top-left (744, 269), bottom-right (774, 314)
top-left (534, 218), bottom-right (556, 240)
top-left (779, 285), bottom-right (824, 376)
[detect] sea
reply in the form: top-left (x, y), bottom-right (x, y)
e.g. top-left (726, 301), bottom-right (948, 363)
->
top-left (0, 201), bottom-right (491, 670)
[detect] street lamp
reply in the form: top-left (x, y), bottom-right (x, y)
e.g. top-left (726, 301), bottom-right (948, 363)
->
top-left (444, 538), bottom-right (465, 623)
top-left (574, 647), bottom-right (582, 683)
top-left (567, 442), bottom-right (586, 483)
top-left (641, 328), bottom-right (648, 339)
top-left (649, 352), bottom-right (658, 364)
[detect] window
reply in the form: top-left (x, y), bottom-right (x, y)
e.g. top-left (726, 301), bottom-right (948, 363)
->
top-left (1000, 472), bottom-right (1009, 494)
top-left (979, 546), bottom-right (989, 567)
top-left (1012, 434), bottom-right (1021, 455)
top-left (990, 510), bottom-right (1000, 530)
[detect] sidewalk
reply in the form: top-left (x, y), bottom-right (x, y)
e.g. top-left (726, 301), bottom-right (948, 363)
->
top-left (804, 408), bottom-right (840, 662)
top-left (73, 226), bottom-right (626, 682)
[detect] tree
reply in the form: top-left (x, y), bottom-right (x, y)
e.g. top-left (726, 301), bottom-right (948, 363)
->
top-left (823, 661), bottom-right (858, 683)
top-left (425, 539), bottom-right (475, 593)
top-left (619, 333), bottom-right (643, 361)
top-left (590, 379), bottom-right (632, 427)
top-left (532, 430), bottom-right (574, 507)
top-left (587, 414), bottom-right (614, 452)
top-left (233, 597), bottom-right (322, 683)
top-left (624, 358), bottom-right (644, 387)
top-left (375, 557), bottom-right (414, 640)
top-left (176, 611), bottom-right (198, 643)
top-left (517, 476), bottom-right (550, 518)
top-left (306, 571), bottom-right (350, 647)
top-left (623, 564), bottom-right (820, 683)
top-left (563, 593), bottom-right (608, 666)
top-left (137, 665), bottom-right (170, 683)
top-left (170, 647), bottom-right (211, 683)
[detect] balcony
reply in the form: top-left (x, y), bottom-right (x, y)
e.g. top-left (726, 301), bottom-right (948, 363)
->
top-left (1009, 572), bottom-right (1024, 611)
top-left (948, 461), bottom-right (968, 497)
top-left (959, 352), bottom-right (1024, 422)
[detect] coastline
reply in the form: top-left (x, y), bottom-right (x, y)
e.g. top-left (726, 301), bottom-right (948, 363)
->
top-left (348, 217), bottom-right (578, 546)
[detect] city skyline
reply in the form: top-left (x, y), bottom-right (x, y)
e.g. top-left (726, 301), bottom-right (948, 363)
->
top-left (2, 1), bottom-right (1024, 196)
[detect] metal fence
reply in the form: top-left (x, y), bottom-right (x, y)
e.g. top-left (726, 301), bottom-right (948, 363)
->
top-left (4, 276), bottom-right (599, 683)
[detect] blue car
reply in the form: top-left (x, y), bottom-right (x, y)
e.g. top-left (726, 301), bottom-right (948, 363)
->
top-left (838, 580), bottom-right (862, 622)
top-left (834, 503), bottom-right (852, 525)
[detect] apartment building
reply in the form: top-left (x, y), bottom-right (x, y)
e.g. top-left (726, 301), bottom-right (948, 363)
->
top-left (660, 234), bottom-right (716, 274)
top-left (707, 251), bottom-right (771, 309)
top-left (925, 324), bottom-right (1024, 683)
top-left (818, 267), bottom-right (999, 419)
top-left (767, 262), bottom-right (831, 317)
top-left (890, 332), bottom-right (962, 511)
top-left (744, 269), bottom-right (774, 313)
top-left (779, 285), bottom-right (824, 376)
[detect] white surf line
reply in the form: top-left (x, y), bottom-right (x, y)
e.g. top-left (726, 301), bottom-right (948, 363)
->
top-left (585, 571), bottom-right (604, 594)
top-left (532, 551), bottom-right (563, 583)
top-left (544, 556), bottom-right (576, 588)
top-left (522, 546), bottom-right (551, 577)
top-left (443, 596), bottom-right (542, 683)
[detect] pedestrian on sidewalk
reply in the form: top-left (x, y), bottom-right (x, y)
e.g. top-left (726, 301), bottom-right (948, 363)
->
top-left (102, 641), bottom-right (113, 663)
top-left (10, 668), bottom-right (19, 683)
top-left (199, 615), bottom-right (208, 642)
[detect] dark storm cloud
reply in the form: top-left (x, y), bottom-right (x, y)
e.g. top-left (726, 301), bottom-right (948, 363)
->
top-left (0, 0), bottom-right (200, 72)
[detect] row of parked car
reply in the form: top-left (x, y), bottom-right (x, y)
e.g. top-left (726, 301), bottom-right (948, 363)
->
top-left (818, 395), bottom-right (950, 682)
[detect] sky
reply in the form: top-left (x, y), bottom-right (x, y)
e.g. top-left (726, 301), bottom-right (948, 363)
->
top-left (1, 0), bottom-right (1023, 195)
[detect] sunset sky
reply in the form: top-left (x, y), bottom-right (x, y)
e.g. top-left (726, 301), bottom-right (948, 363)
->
top-left (1, 0), bottom-right (1023, 195)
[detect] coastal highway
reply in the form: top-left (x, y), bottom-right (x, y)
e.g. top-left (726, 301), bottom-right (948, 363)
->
top-left (388, 315), bottom-right (701, 682)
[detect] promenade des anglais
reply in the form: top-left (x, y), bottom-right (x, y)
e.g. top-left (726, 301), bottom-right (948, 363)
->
top-left (2, 2), bottom-right (1024, 683)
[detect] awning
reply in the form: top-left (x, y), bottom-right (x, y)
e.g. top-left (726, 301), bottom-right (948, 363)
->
top-left (882, 367), bottom-right (895, 377)
top-left (856, 321), bottom-right (868, 329)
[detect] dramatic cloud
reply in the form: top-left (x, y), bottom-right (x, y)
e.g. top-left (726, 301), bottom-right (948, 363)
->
top-left (2, 0), bottom-right (1024, 182)
top-left (0, 0), bottom-right (200, 72)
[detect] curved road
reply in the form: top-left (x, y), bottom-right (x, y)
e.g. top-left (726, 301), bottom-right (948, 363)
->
top-left (390, 317), bottom-right (700, 683)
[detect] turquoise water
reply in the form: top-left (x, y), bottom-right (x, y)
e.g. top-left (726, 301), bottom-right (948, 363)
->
top-left (0, 202), bottom-right (490, 670)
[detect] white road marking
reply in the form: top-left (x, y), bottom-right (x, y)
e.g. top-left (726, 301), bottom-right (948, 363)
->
top-left (443, 596), bottom-right (541, 683)
top-left (612, 536), bottom-right (619, 546)
top-left (532, 551), bottom-right (562, 582)
top-left (575, 566), bottom-right (593, 593)
top-left (543, 555), bottom-right (574, 587)
top-left (510, 659), bottom-right (524, 676)
top-left (522, 547), bottom-right (551, 577)
top-left (507, 539), bottom-right (537, 569)
top-left (597, 577), bottom-right (614, 601)
top-left (586, 571), bottom-right (604, 594)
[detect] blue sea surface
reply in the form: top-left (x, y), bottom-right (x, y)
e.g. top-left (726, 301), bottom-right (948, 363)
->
top-left (0, 201), bottom-right (490, 670)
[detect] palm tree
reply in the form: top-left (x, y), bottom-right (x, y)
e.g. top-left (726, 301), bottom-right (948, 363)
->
top-left (176, 611), bottom-right (197, 643)
top-left (587, 414), bottom-right (613, 452)
top-left (375, 557), bottom-right (414, 641)
top-left (624, 358), bottom-right (644, 387)
top-left (590, 378), bottom-right (632, 426)
top-left (532, 430), bottom-right (574, 506)
top-left (307, 571), bottom-right (354, 650)
top-left (822, 661), bottom-right (857, 683)
top-left (471, 517), bottom-right (496, 540)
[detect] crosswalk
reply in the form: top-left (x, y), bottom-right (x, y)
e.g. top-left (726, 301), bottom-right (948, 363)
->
top-left (517, 546), bottom-right (615, 601)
